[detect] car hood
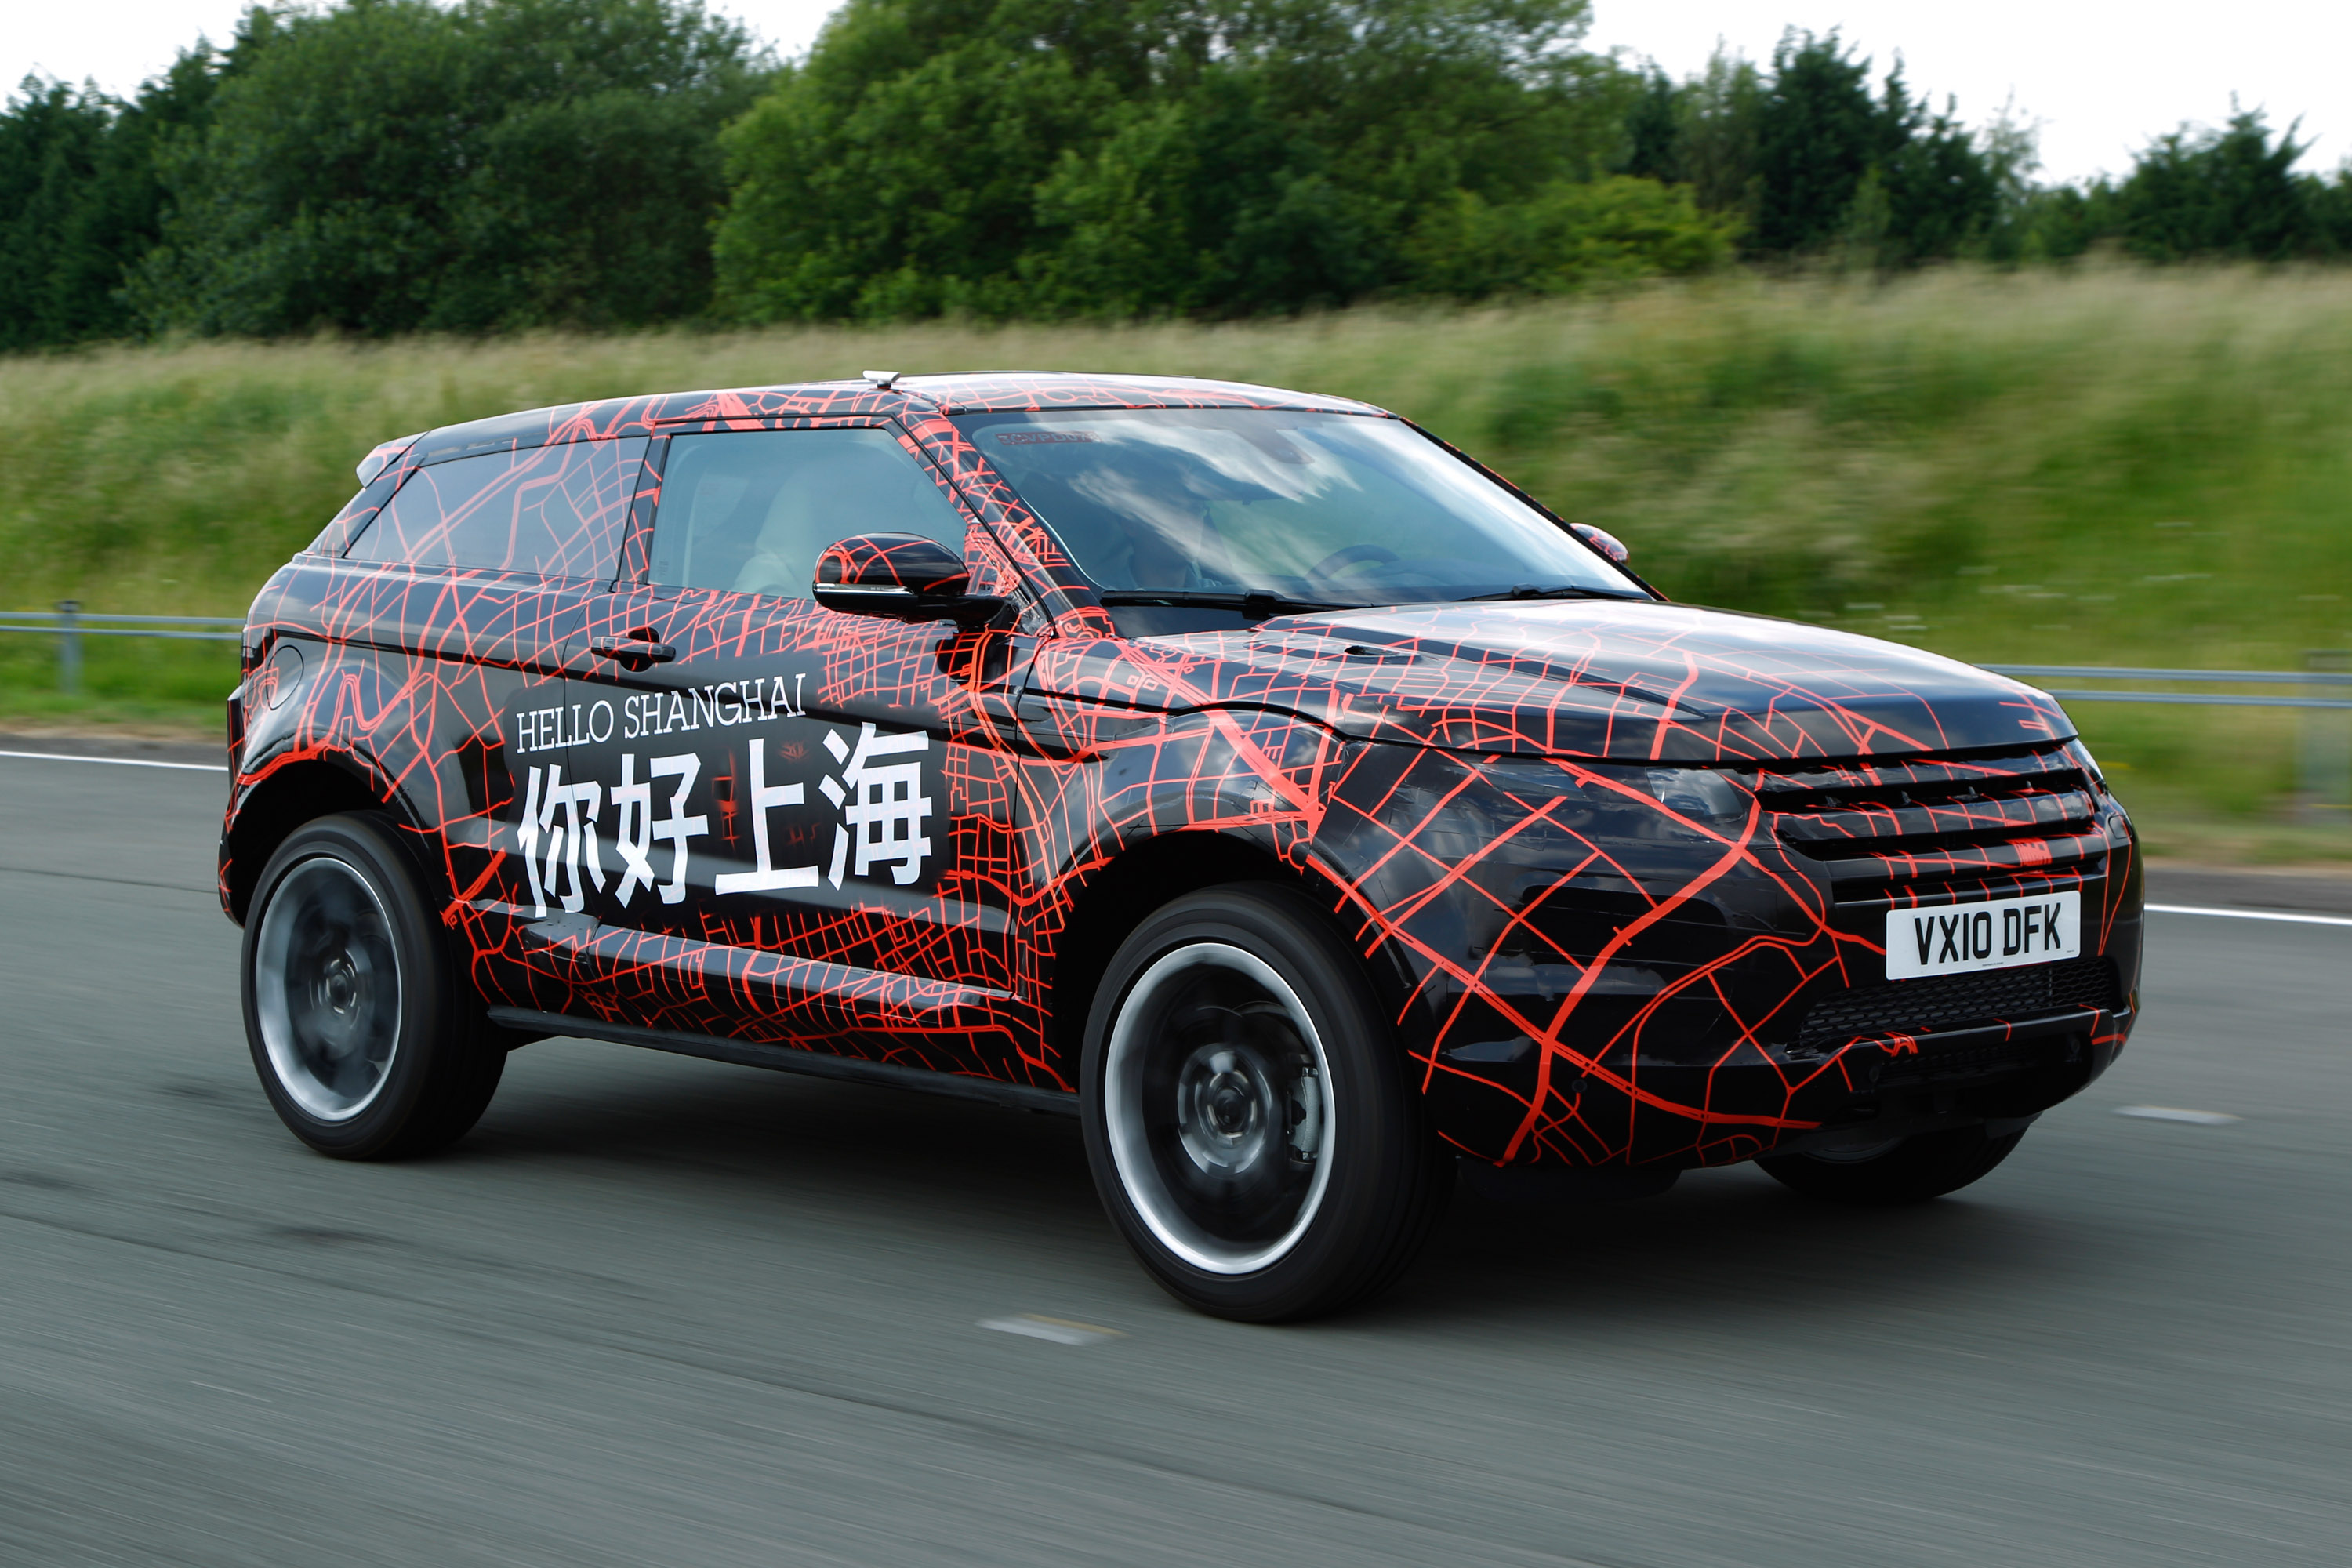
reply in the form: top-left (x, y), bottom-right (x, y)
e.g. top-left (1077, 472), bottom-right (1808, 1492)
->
top-left (1030, 600), bottom-right (2074, 764)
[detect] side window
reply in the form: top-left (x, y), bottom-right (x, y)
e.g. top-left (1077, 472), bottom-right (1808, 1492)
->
top-left (348, 436), bottom-right (647, 579)
top-left (650, 427), bottom-right (969, 598)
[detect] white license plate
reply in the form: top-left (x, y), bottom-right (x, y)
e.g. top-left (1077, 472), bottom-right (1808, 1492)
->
top-left (1885, 891), bottom-right (2081, 981)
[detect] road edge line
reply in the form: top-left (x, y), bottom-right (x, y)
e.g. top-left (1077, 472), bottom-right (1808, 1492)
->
top-left (2146, 902), bottom-right (2352, 928)
top-left (0, 748), bottom-right (227, 773)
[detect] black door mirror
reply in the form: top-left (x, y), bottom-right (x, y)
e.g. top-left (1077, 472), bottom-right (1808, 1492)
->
top-left (812, 533), bottom-right (1007, 627)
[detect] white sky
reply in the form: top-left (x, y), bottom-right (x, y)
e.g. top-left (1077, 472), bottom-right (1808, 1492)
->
top-left (8, 2), bottom-right (2345, 186)
top-left (1580, 2), bottom-right (2350, 184)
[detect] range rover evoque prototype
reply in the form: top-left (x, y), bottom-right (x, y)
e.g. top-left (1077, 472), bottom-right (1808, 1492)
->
top-left (224, 372), bottom-right (2143, 1320)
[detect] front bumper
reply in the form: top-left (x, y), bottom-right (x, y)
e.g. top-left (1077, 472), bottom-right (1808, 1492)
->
top-left (1311, 742), bottom-right (2143, 1168)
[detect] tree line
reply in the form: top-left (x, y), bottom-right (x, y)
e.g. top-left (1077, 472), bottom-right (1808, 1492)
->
top-left (5, 0), bottom-right (2351, 349)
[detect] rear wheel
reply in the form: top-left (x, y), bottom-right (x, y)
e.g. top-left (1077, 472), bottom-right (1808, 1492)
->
top-left (1081, 884), bottom-right (1450, 1322)
top-left (1757, 1124), bottom-right (2026, 1205)
top-left (242, 812), bottom-right (504, 1160)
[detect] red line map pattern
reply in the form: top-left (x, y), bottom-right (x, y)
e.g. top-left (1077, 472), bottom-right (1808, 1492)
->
top-left (225, 374), bottom-right (2143, 1168)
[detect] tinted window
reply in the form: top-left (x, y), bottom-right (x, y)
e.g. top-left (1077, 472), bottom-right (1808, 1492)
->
top-left (650, 427), bottom-right (970, 598)
top-left (348, 437), bottom-right (647, 579)
top-left (949, 408), bottom-right (1640, 606)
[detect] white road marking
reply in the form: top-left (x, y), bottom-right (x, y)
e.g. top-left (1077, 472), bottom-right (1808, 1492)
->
top-left (2147, 903), bottom-right (2352, 928)
top-left (979, 1315), bottom-right (1123, 1346)
top-left (2115, 1106), bottom-right (2241, 1126)
top-left (0, 749), bottom-right (226, 773)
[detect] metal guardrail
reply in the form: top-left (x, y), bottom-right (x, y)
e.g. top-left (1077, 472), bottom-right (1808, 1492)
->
top-left (1984, 656), bottom-right (2352, 822)
top-left (0, 601), bottom-right (243, 695)
top-left (1981, 662), bottom-right (2352, 711)
top-left (1, 606), bottom-right (2345, 814)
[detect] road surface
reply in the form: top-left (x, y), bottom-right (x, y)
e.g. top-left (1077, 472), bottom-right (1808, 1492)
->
top-left (2, 749), bottom-right (2346, 1566)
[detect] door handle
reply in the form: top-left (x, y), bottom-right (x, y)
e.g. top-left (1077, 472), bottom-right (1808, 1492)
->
top-left (589, 637), bottom-right (676, 665)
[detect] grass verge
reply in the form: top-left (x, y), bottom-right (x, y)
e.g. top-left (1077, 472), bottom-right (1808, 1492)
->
top-left (3, 264), bottom-right (2347, 855)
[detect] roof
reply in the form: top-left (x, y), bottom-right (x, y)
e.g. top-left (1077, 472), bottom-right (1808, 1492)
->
top-left (400, 372), bottom-right (1390, 466)
top-left (892, 372), bottom-right (1387, 417)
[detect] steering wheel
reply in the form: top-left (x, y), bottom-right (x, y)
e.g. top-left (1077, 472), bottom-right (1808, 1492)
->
top-left (1307, 543), bottom-right (1401, 580)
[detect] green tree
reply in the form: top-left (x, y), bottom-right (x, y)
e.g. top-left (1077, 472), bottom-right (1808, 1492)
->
top-left (2115, 110), bottom-right (2316, 261)
top-left (45, 50), bottom-right (232, 343)
top-left (1708, 30), bottom-right (2002, 265)
top-left (1618, 67), bottom-right (1681, 183)
top-left (1670, 49), bottom-right (1764, 226)
top-left (134, 0), bottom-right (767, 336)
top-left (1022, 71), bottom-right (1398, 318)
top-left (1875, 97), bottom-right (2001, 263)
top-left (1749, 30), bottom-right (1881, 255)
top-left (2317, 165), bottom-right (2352, 256)
top-left (712, 0), bottom-right (1128, 321)
top-left (1399, 175), bottom-right (1737, 297)
top-left (0, 79), bottom-right (114, 349)
top-left (0, 30), bottom-right (260, 350)
top-left (713, 0), bottom-right (1644, 321)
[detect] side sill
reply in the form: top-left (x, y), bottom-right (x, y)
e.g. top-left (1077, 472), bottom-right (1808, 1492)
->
top-left (485, 1007), bottom-right (1080, 1117)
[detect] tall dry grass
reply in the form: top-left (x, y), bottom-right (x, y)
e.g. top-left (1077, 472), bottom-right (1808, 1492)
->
top-left (2, 265), bottom-right (2348, 851)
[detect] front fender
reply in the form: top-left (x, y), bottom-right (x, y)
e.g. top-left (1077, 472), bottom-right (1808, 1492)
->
top-left (1309, 742), bottom-right (1851, 1168)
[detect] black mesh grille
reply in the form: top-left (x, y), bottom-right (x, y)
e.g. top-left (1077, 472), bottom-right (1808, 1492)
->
top-left (1798, 957), bottom-right (2118, 1051)
top-left (1757, 744), bottom-right (2107, 905)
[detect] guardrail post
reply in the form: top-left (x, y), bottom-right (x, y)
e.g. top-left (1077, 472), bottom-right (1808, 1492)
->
top-left (55, 600), bottom-right (82, 696)
top-left (2301, 650), bottom-right (2352, 827)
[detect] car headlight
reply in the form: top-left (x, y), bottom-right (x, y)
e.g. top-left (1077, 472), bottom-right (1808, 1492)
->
top-left (1463, 759), bottom-right (1754, 836)
top-left (1637, 767), bottom-right (1752, 825)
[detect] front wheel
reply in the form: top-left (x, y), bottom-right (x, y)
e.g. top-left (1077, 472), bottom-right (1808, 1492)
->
top-left (1080, 884), bottom-right (1450, 1322)
top-left (242, 812), bottom-right (504, 1160)
top-left (1757, 1124), bottom-right (2026, 1205)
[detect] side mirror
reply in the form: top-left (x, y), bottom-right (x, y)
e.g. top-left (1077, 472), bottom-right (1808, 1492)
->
top-left (1570, 523), bottom-right (1632, 566)
top-left (812, 533), bottom-right (1007, 628)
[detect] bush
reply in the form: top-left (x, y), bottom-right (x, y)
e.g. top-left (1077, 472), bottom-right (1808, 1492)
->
top-left (1399, 177), bottom-right (1737, 297)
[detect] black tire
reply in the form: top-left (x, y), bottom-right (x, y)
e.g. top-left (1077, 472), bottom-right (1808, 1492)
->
top-left (1080, 884), bottom-right (1451, 1322)
top-left (1756, 1124), bottom-right (2026, 1205)
top-left (241, 811), bottom-right (504, 1160)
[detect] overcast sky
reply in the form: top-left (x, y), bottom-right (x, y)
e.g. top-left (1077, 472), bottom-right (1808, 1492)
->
top-left (8, 2), bottom-right (2346, 186)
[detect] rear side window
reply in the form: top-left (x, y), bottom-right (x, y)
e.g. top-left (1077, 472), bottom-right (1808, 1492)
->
top-left (649, 427), bottom-right (969, 599)
top-left (347, 437), bottom-right (648, 579)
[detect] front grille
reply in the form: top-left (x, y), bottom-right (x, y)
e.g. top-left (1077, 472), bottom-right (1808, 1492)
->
top-left (1797, 956), bottom-right (2119, 1051)
top-left (1759, 743), bottom-right (2108, 904)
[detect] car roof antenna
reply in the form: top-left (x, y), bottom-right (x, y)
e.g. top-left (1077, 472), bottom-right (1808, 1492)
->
top-left (862, 370), bottom-right (902, 390)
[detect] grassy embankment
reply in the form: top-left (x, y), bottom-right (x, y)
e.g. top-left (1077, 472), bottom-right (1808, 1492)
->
top-left (2, 266), bottom-right (2347, 861)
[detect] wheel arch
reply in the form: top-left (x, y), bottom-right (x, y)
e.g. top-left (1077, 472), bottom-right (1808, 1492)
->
top-left (1044, 831), bottom-right (1417, 1071)
top-left (221, 754), bottom-right (416, 925)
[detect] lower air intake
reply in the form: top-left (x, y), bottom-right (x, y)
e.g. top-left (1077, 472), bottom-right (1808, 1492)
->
top-left (1798, 957), bottom-right (2119, 1051)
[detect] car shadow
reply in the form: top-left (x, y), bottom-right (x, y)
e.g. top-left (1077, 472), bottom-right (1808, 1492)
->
top-left (455, 1037), bottom-right (2106, 1329)
top-left (1377, 1167), bottom-right (2082, 1329)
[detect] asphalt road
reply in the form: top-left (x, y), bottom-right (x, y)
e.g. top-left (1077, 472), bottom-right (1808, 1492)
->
top-left (2, 753), bottom-right (2347, 1568)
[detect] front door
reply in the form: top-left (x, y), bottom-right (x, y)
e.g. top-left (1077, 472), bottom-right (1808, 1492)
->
top-left (554, 422), bottom-right (1035, 1065)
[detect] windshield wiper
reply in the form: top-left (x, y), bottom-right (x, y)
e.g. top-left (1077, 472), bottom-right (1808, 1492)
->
top-left (1097, 590), bottom-right (1351, 619)
top-left (1453, 584), bottom-right (1647, 603)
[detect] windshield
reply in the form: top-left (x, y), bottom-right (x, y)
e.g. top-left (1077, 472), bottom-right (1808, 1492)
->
top-left (950, 408), bottom-right (1642, 626)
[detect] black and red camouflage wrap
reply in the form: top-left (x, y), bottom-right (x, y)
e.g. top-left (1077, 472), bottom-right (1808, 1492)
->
top-left (224, 373), bottom-right (2143, 1170)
